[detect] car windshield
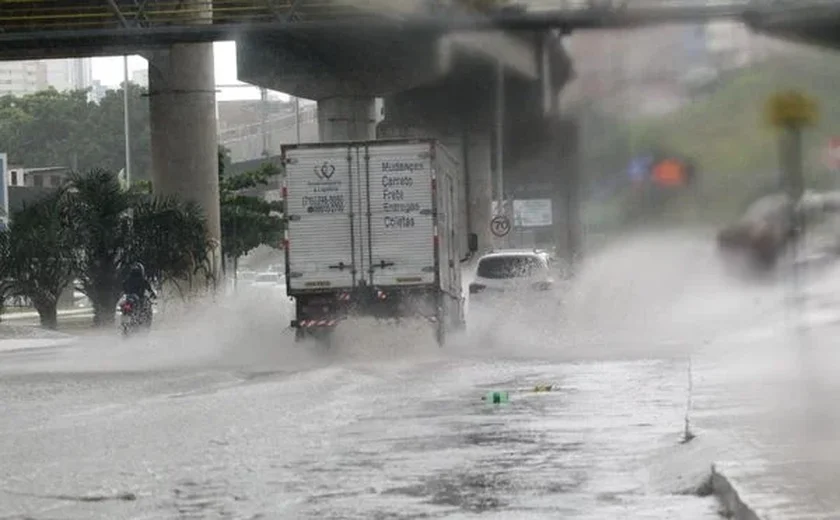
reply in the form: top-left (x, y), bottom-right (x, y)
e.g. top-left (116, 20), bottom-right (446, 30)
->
top-left (477, 256), bottom-right (545, 279)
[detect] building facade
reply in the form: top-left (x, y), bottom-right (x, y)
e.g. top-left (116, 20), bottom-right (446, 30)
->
top-left (44, 58), bottom-right (93, 92)
top-left (0, 58), bottom-right (93, 97)
top-left (0, 61), bottom-right (47, 97)
top-left (132, 69), bottom-right (149, 88)
top-left (7, 166), bottom-right (72, 189)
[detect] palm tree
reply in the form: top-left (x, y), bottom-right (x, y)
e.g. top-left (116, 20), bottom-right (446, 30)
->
top-left (63, 169), bottom-right (134, 326)
top-left (128, 196), bottom-right (214, 299)
top-left (3, 191), bottom-right (78, 329)
top-left (65, 169), bottom-right (214, 325)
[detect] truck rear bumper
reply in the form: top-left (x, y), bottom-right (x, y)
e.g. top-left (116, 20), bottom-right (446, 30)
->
top-left (290, 287), bottom-right (449, 328)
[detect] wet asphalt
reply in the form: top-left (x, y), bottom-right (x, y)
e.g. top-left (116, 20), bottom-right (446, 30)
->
top-left (2, 232), bottom-right (795, 519)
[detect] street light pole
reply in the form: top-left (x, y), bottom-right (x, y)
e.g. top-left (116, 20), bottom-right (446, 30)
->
top-left (295, 96), bottom-right (301, 144)
top-left (123, 55), bottom-right (131, 187)
top-left (494, 60), bottom-right (505, 214)
top-left (766, 90), bottom-right (817, 330)
top-left (260, 87), bottom-right (269, 157)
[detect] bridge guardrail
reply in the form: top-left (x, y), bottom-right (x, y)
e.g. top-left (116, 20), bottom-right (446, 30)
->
top-left (219, 105), bottom-right (318, 144)
top-left (0, 0), bottom-right (359, 31)
top-left (0, 0), bottom-right (509, 33)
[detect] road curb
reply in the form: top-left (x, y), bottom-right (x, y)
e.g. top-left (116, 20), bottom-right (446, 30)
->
top-left (711, 463), bottom-right (763, 520)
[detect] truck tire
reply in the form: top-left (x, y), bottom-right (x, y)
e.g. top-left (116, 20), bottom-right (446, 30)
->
top-left (312, 328), bottom-right (334, 349)
top-left (455, 299), bottom-right (467, 331)
top-left (435, 298), bottom-right (447, 347)
top-left (435, 320), bottom-right (446, 347)
top-left (455, 316), bottom-right (466, 332)
top-left (294, 327), bottom-right (307, 342)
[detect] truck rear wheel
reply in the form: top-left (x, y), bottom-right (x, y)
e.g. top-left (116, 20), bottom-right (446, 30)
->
top-left (435, 320), bottom-right (446, 347)
top-left (311, 327), bottom-right (334, 348)
top-left (294, 327), bottom-right (307, 342)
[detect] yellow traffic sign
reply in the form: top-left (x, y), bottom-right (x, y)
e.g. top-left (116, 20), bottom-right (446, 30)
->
top-left (765, 90), bottom-right (818, 128)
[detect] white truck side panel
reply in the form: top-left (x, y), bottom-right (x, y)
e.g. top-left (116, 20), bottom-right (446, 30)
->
top-left (365, 142), bottom-right (436, 287)
top-left (433, 145), bottom-right (463, 297)
top-left (284, 146), bottom-right (358, 291)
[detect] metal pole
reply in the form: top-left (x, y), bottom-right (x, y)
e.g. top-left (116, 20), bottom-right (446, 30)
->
top-left (260, 87), bottom-right (268, 157)
top-left (780, 124), bottom-right (805, 327)
top-left (295, 96), bottom-right (301, 144)
top-left (782, 126), bottom-right (804, 202)
top-left (123, 55), bottom-right (132, 186)
top-left (494, 61), bottom-right (504, 211)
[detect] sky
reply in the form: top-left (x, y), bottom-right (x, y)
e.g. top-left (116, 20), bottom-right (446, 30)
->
top-left (91, 41), bottom-right (290, 101)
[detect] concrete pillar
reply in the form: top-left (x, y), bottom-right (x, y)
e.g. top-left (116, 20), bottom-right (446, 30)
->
top-left (148, 42), bottom-right (221, 280)
top-left (317, 96), bottom-right (376, 142)
top-left (554, 117), bottom-right (582, 265)
top-left (464, 131), bottom-right (493, 253)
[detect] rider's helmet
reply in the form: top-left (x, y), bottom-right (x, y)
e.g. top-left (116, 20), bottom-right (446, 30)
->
top-left (129, 262), bottom-right (145, 278)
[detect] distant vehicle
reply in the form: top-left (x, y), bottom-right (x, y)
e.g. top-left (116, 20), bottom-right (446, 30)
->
top-left (469, 250), bottom-right (554, 300)
top-left (251, 272), bottom-right (284, 286)
top-left (238, 270), bottom-right (257, 282)
top-left (282, 139), bottom-right (477, 346)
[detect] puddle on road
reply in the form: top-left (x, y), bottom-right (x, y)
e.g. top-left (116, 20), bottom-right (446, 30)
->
top-left (383, 471), bottom-right (512, 513)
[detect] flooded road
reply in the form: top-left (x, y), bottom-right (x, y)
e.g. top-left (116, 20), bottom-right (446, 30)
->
top-left (1, 229), bottom-right (828, 519)
top-left (0, 355), bottom-right (721, 519)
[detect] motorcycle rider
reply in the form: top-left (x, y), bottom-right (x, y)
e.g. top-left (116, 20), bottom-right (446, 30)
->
top-left (122, 262), bottom-right (156, 319)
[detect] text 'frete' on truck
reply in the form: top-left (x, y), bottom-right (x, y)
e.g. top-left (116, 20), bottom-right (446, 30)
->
top-left (281, 139), bottom-right (478, 346)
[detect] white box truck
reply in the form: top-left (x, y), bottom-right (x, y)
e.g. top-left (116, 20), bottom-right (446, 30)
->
top-left (281, 139), bottom-right (477, 346)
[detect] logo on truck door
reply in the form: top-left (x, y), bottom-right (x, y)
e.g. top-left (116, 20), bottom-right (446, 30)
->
top-left (314, 162), bottom-right (336, 180)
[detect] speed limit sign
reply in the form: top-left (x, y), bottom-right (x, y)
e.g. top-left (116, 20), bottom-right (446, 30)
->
top-left (490, 216), bottom-right (511, 237)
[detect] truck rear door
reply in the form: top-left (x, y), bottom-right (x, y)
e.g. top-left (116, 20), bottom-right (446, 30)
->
top-left (284, 145), bottom-right (359, 292)
top-left (363, 142), bottom-right (436, 287)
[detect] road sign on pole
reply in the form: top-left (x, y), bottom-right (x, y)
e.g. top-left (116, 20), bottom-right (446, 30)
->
top-left (513, 199), bottom-right (552, 228)
top-left (765, 90), bottom-right (817, 202)
top-left (490, 215), bottom-right (511, 237)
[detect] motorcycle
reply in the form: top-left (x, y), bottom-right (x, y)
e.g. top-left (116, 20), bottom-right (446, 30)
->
top-left (119, 293), bottom-right (154, 336)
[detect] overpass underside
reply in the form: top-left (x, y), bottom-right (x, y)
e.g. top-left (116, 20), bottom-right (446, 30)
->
top-left (0, 0), bottom-right (583, 262)
top-left (0, 0), bottom-right (417, 60)
top-left (745, 2), bottom-right (840, 50)
top-left (236, 22), bottom-right (579, 258)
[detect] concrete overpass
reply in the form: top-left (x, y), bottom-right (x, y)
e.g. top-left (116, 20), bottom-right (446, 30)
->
top-left (2, 0), bottom-right (777, 267)
top-left (220, 105), bottom-right (320, 163)
top-left (744, 1), bottom-right (840, 50)
top-left (0, 0), bottom-right (582, 261)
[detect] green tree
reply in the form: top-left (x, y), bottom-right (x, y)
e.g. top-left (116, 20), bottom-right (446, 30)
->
top-left (63, 169), bottom-right (134, 325)
top-left (128, 197), bottom-right (214, 299)
top-left (217, 147), bottom-right (284, 276)
top-left (65, 169), bottom-right (213, 325)
top-left (0, 230), bottom-right (13, 320)
top-left (0, 85), bottom-right (151, 179)
top-left (3, 191), bottom-right (78, 329)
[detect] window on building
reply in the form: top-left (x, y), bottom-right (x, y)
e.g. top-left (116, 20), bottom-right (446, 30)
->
top-left (50, 175), bottom-right (61, 187)
top-left (10, 171), bottom-right (17, 186)
top-left (33, 175), bottom-right (43, 188)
